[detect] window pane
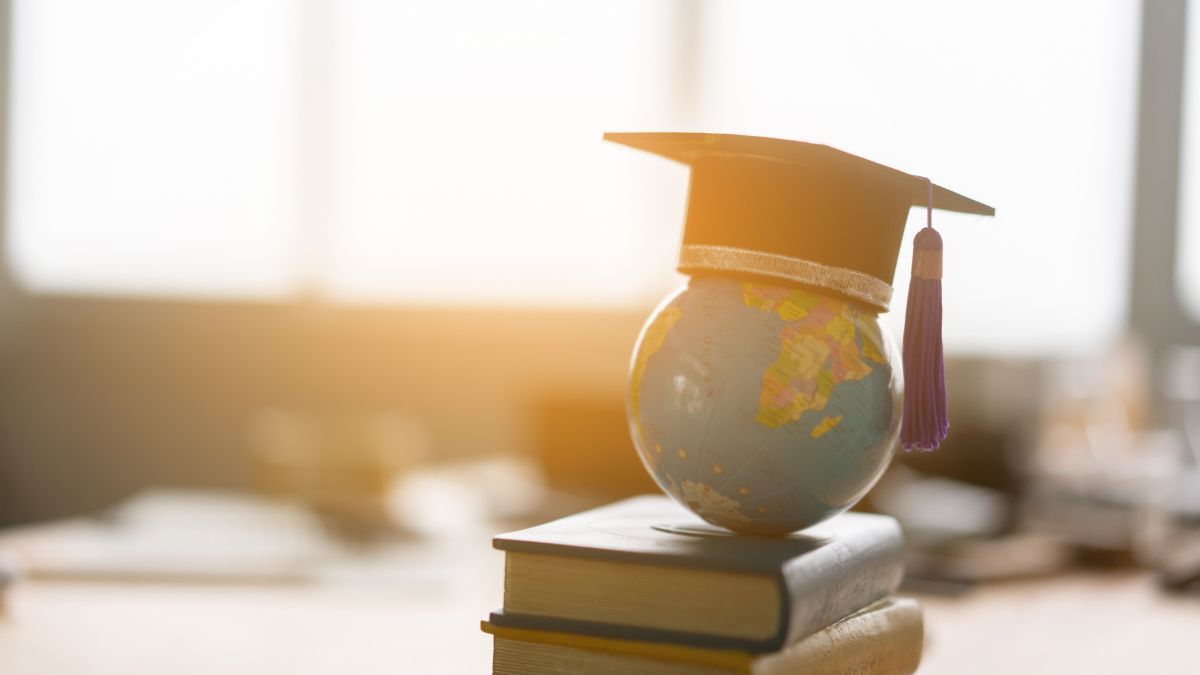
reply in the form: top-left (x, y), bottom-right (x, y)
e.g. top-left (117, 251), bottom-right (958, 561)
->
top-left (321, 0), bottom-right (687, 307)
top-left (697, 0), bottom-right (1139, 354)
top-left (8, 0), bottom-right (300, 298)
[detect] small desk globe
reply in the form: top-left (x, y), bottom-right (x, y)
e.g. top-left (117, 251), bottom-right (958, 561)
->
top-left (628, 276), bottom-right (902, 536)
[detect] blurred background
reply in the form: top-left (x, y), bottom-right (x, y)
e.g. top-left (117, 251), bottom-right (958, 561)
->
top-left (1, 0), bottom-right (1200, 673)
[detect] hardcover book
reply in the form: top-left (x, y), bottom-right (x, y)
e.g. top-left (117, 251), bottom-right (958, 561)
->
top-left (485, 597), bottom-right (924, 675)
top-left (493, 496), bottom-right (905, 651)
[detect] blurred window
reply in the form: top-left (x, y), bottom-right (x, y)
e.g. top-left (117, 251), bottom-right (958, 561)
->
top-left (322, 1), bottom-right (684, 307)
top-left (1179, 0), bottom-right (1200, 320)
top-left (8, 1), bottom-right (1140, 353)
top-left (9, 0), bottom-right (301, 298)
top-left (693, 1), bottom-right (1139, 354)
top-left (8, 0), bottom-right (685, 305)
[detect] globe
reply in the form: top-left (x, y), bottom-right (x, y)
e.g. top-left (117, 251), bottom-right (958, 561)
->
top-left (627, 276), bottom-right (902, 536)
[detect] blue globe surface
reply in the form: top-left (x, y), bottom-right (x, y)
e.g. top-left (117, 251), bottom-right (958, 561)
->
top-left (628, 276), bottom-right (902, 535)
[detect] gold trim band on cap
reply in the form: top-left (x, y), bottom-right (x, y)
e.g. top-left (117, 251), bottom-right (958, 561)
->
top-left (678, 244), bottom-right (894, 311)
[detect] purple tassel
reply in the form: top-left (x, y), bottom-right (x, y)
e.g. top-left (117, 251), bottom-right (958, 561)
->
top-left (900, 226), bottom-right (947, 451)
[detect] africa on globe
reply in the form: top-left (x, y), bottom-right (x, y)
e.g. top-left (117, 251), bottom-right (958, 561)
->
top-left (627, 277), bottom-right (902, 536)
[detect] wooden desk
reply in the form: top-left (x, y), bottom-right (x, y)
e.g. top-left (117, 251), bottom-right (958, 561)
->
top-left (1, 552), bottom-right (1196, 673)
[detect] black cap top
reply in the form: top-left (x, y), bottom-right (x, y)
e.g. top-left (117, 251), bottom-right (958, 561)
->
top-left (605, 132), bottom-right (994, 311)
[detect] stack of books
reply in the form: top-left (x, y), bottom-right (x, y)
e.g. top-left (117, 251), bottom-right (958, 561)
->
top-left (483, 496), bottom-right (921, 674)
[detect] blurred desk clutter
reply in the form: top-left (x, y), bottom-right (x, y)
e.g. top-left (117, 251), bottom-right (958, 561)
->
top-left (0, 555), bottom-right (15, 614)
top-left (0, 458), bottom-right (1198, 673)
top-left (0, 343), bottom-right (1197, 673)
top-left (0, 454), bottom-right (545, 586)
top-left (0, 464), bottom-right (521, 675)
top-left (879, 348), bottom-right (1200, 595)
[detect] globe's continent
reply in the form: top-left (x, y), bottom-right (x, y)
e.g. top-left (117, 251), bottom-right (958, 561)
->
top-left (628, 277), bottom-right (902, 535)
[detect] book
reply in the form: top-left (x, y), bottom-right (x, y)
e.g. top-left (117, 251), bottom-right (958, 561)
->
top-left (493, 496), bottom-right (905, 651)
top-left (484, 596), bottom-right (924, 675)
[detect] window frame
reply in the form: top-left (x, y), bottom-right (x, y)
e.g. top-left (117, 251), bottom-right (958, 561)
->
top-left (1130, 0), bottom-right (1200, 347)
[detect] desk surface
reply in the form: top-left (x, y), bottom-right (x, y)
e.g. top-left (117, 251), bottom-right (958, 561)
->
top-left (0, 551), bottom-right (1197, 674)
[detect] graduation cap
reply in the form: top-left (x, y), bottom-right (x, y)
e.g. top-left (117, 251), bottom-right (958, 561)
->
top-left (604, 131), bottom-right (995, 451)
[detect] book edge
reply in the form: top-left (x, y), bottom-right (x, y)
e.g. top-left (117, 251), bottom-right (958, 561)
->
top-left (483, 619), bottom-right (754, 671)
top-left (488, 609), bottom-right (783, 652)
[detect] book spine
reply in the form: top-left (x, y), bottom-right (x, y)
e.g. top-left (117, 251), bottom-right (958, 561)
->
top-left (778, 519), bottom-right (906, 645)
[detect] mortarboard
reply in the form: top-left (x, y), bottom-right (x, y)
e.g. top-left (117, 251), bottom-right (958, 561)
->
top-left (605, 131), bottom-right (995, 450)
